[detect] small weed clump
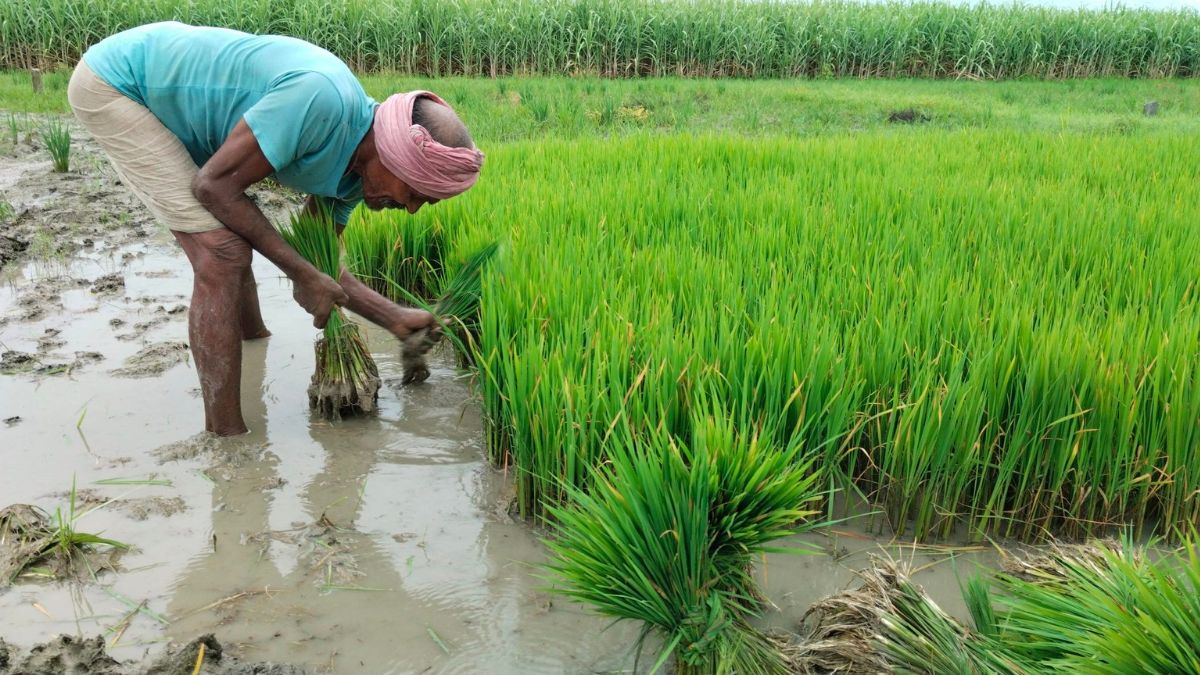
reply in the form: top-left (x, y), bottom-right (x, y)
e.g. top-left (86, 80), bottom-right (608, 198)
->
top-left (42, 118), bottom-right (70, 172)
top-left (0, 478), bottom-right (128, 585)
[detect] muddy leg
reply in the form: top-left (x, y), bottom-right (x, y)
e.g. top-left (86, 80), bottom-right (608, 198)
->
top-left (172, 229), bottom-right (251, 436)
top-left (239, 266), bottom-right (271, 340)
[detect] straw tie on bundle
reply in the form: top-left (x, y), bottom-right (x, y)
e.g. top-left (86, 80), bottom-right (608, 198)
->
top-left (373, 91), bottom-right (484, 200)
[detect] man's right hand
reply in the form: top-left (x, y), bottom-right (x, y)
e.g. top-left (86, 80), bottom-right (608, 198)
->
top-left (292, 272), bottom-right (349, 328)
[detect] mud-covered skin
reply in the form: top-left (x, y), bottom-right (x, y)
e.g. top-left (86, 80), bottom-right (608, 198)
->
top-left (400, 326), bottom-right (443, 385)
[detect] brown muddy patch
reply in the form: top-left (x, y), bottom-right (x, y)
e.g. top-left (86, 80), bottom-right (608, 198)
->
top-left (110, 341), bottom-right (190, 378)
top-left (1, 633), bottom-right (307, 675)
top-left (0, 119), bottom-right (155, 274)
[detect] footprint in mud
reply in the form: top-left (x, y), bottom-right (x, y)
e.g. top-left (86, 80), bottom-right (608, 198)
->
top-left (110, 341), bottom-right (190, 378)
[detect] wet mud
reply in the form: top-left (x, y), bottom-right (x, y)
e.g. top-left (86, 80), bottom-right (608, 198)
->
top-left (1, 633), bottom-right (306, 675)
top-left (1, 118), bottom-right (1008, 674)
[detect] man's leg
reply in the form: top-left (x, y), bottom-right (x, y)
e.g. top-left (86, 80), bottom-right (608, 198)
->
top-left (173, 229), bottom-right (252, 436)
top-left (239, 266), bottom-right (271, 340)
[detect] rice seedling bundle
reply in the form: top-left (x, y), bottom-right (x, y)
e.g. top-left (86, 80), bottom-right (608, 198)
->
top-left (350, 129), bottom-right (1200, 543)
top-left (279, 207), bottom-right (380, 418)
top-left (871, 538), bottom-right (1200, 673)
top-left (546, 413), bottom-right (823, 673)
top-left (7, 0), bottom-right (1200, 79)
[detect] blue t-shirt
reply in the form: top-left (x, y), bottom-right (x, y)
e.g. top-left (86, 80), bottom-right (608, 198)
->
top-left (83, 21), bottom-right (373, 225)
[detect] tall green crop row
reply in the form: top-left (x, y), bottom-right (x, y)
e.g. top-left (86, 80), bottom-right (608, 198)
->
top-left (348, 130), bottom-right (1200, 542)
top-left (6, 0), bottom-right (1200, 79)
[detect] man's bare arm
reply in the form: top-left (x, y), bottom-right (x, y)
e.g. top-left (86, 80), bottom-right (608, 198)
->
top-left (192, 120), bottom-right (347, 328)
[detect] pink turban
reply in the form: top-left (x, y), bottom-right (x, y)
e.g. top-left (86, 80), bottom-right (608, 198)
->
top-left (373, 91), bottom-right (484, 200)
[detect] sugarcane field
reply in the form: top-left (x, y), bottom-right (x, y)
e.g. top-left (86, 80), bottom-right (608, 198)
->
top-left (2, 0), bottom-right (1200, 673)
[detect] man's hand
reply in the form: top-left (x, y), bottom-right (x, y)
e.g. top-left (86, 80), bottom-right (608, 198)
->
top-left (293, 273), bottom-right (349, 329)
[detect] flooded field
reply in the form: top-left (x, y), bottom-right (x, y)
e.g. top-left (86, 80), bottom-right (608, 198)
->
top-left (0, 129), bottom-right (1001, 674)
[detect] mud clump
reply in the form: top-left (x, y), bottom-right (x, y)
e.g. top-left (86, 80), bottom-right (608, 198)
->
top-left (0, 504), bottom-right (124, 586)
top-left (0, 351), bottom-right (38, 373)
top-left (399, 327), bottom-right (439, 386)
top-left (0, 235), bottom-right (29, 267)
top-left (43, 490), bottom-right (186, 522)
top-left (146, 635), bottom-right (309, 675)
top-left (153, 432), bottom-right (267, 468)
top-left (89, 272), bottom-right (126, 295)
top-left (122, 496), bottom-right (186, 521)
top-left (35, 329), bottom-right (65, 352)
top-left (110, 342), bottom-right (189, 378)
top-left (0, 634), bottom-right (308, 675)
top-left (1, 349), bottom-right (104, 377)
top-left (3, 635), bottom-right (123, 675)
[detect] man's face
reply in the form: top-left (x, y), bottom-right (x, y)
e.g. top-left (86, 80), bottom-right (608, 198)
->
top-left (361, 155), bottom-right (439, 214)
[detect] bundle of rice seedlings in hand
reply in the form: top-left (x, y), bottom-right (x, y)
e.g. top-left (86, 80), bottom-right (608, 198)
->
top-left (279, 206), bottom-right (380, 418)
top-left (390, 241), bottom-right (499, 385)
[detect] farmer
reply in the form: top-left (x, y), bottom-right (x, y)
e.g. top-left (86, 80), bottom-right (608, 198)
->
top-left (67, 21), bottom-right (484, 436)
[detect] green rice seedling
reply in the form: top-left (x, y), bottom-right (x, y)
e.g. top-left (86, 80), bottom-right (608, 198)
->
top-left (388, 242), bottom-right (499, 384)
top-left (48, 476), bottom-right (128, 559)
top-left (985, 539), bottom-right (1200, 672)
top-left (344, 208), bottom-right (448, 299)
top-left (344, 126), bottom-right (1200, 546)
top-left (42, 118), bottom-right (69, 172)
top-left (546, 414), bottom-right (823, 673)
top-left (279, 205), bottom-right (380, 418)
top-left (7, 113), bottom-right (17, 146)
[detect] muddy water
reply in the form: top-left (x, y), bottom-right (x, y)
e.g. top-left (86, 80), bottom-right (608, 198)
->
top-left (0, 237), bottom-right (647, 673)
top-left (0, 136), bottom-right (1003, 674)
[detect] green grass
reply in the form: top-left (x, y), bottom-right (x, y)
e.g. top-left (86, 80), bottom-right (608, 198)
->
top-left (41, 117), bottom-right (70, 171)
top-left (8, 70), bottom-right (1200, 139)
top-left (5, 0), bottom-right (1200, 78)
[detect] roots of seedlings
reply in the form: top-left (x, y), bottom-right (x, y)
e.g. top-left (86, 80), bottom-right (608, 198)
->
top-left (307, 317), bottom-right (381, 419)
top-left (783, 557), bottom-right (910, 674)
